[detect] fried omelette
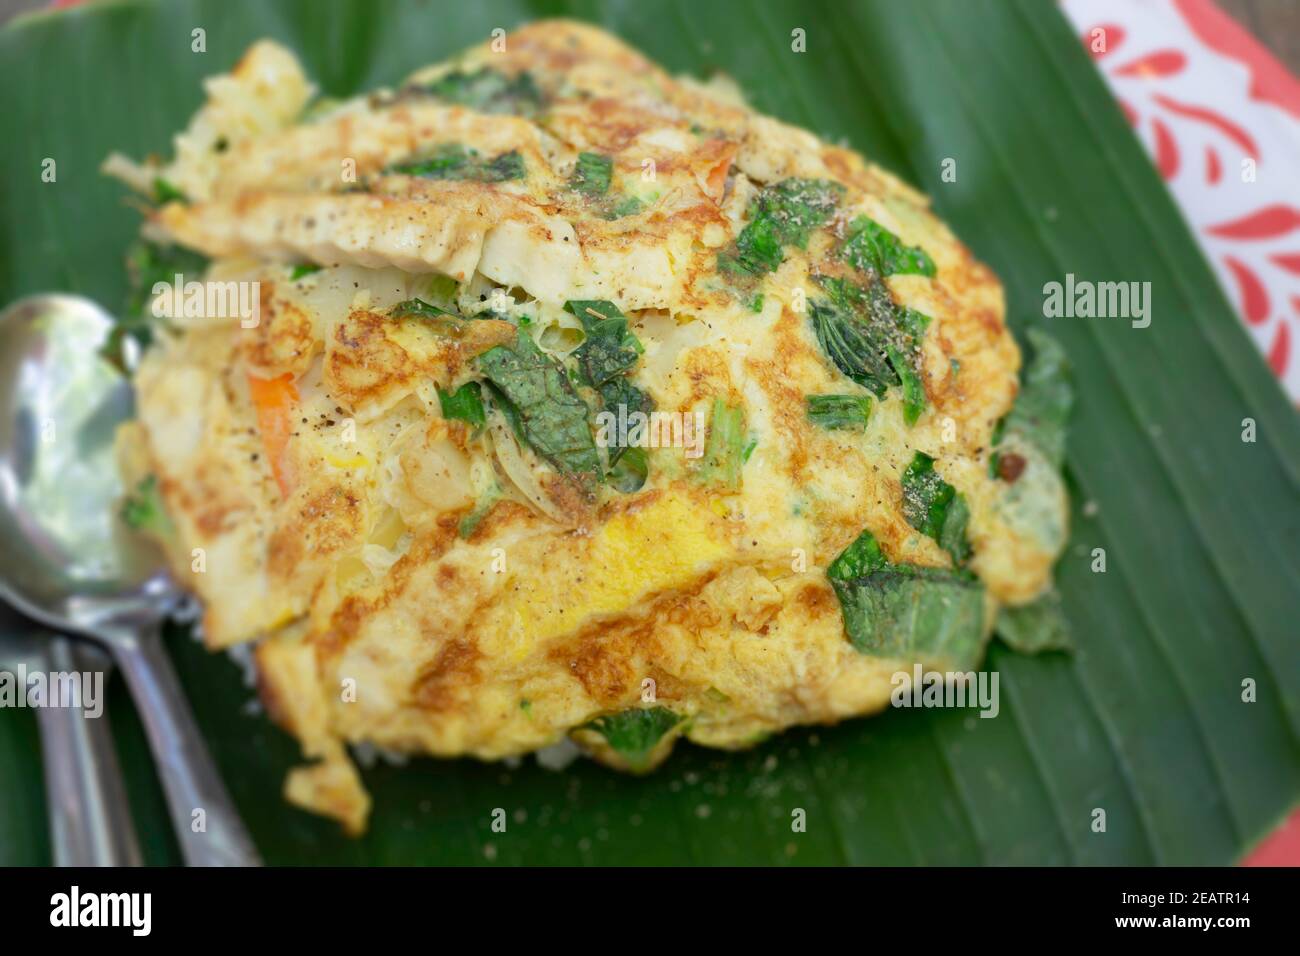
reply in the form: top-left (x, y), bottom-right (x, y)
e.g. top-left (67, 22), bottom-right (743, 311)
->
top-left (108, 21), bottom-right (1071, 834)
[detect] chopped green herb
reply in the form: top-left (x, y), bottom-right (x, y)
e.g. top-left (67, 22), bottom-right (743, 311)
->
top-left (416, 67), bottom-right (545, 117)
top-left (289, 263), bottom-right (322, 280)
top-left (983, 331), bottom-right (1071, 563)
top-left (477, 332), bottom-right (601, 491)
top-left (567, 300), bottom-right (641, 385)
top-left (720, 212), bottom-right (782, 276)
top-left (605, 195), bottom-right (644, 219)
top-left (519, 698), bottom-right (533, 715)
top-left (892, 307), bottom-right (931, 426)
top-left (607, 445), bottom-right (648, 493)
top-left (749, 293), bottom-right (765, 313)
top-left (566, 300), bottom-right (653, 474)
top-left (437, 381), bottom-right (486, 428)
top-left (988, 416), bottom-right (1007, 478)
top-left (125, 239), bottom-right (207, 320)
top-left (937, 494), bottom-right (971, 565)
top-left (809, 278), bottom-right (897, 396)
top-left (390, 297), bottom-right (458, 320)
top-left (479, 150), bottom-right (526, 182)
top-left (695, 398), bottom-right (747, 491)
top-left (457, 486), bottom-right (501, 539)
top-left (414, 273), bottom-right (461, 309)
top-left (995, 588), bottom-right (1072, 654)
top-left (809, 275), bottom-right (930, 424)
top-left (900, 452), bottom-right (971, 564)
top-left (108, 239), bottom-right (209, 372)
top-left (571, 152), bottom-right (613, 196)
top-left (583, 706), bottom-right (683, 771)
top-left (806, 393), bottom-right (873, 430)
top-left (999, 329), bottom-right (1071, 468)
top-left (120, 475), bottom-right (174, 538)
top-left (388, 143), bottom-right (525, 182)
top-left (718, 177), bottom-right (843, 277)
top-left (841, 216), bottom-right (936, 277)
top-left (152, 176), bottom-right (188, 206)
top-left (827, 529), bottom-right (985, 669)
top-left (755, 178), bottom-right (844, 247)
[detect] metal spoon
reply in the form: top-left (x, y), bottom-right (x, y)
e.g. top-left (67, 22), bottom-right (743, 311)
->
top-left (0, 603), bottom-right (143, 866)
top-left (0, 294), bottom-right (261, 866)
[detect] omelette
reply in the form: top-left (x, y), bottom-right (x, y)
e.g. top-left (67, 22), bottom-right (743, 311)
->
top-left (106, 21), bottom-right (1071, 834)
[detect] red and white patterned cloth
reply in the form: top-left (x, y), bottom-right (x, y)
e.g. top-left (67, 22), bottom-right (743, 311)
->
top-left (1063, 0), bottom-right (1300, 403)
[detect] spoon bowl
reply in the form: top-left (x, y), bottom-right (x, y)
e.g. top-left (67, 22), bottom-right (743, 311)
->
top-left (0, 294), bottom-right (170, 627)
top-left (0, 294), bottom-right (260, 866)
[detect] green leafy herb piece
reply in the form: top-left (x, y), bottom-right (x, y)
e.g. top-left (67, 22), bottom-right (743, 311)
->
top-left (566, 300), bottom-right (653, 474)
top-left (390, 297), bottom-right (459, 321)
top-left (755, 177), bottom-right (843, 246)
top-left (457, 486), bottom-right (501, 540)
top-left (120, 475), bottom-right (174, 538)
top-left (607, 445), bottom-right (648, 493)
top-left (567, 300), bottom-right (641, 385)
top-left (125, 239), bottom-right (207, 319)
top-left (841, 216), bottom-right (935, 277)
top-left (720, 212), bottom-right (782, 276)
top-left (416, 273), bottom-right (461, 308)
top-left (695, 398), bottom-right (747, 491)
top-left (1000, 328), bottom-right (1072, 468)
top-left (108, 239), bottom-right (209, 372)
top-left (988, 417), bottom-right (1006, 478)
top-left (417, 67), bottom-right (545, 117)
top-left (437, 381), bottom-right (486, 428)
top-left (718, 177), bottom-right (843, 277)
top-left (806, 393), bottom-right (873, 430)
top-left (605, 195), bottom-right (644, 219)
top-left (900, 452), bottom-right (970, 563)
top-left (996, 588), bottom-right (1072, 654)
top-left (152, 176), bottom-right (188, 205)
top-left (749, 293), bottom-right (765, 313)
top-left (391, 143), bottom-right (471, 178)
top-left (937, 494), bottom-right (971, 565)
top-left (388, 143), bottom-right (525, 182)
top-left (809, 275), bottom-right (930, 424)
top-left (583, 706), bottom-right (683, 771)
top-left (827, 529), bottom-right (986, 670)
top-left (289, 263), bottom-right (322, 280)
top-left (477, 332), bottom-right (601, 490)
top-left (571, 152), bottom-right (613, 196)
top-left (809, 279), bottom-right (897, 396)
top-left (479, 150), bottom-right (526, 182)
top-left (389, 297), bottom-right (490, 337)
top-left (596, 373), bottom-right (654, 423)
top-left (892, 307), bottom-right (931, 426)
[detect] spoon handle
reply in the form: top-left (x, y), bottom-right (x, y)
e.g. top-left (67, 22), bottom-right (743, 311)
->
top-left (35, 636), bottom-right (143, 866)
top-left (109, 622), bottom-right (262, 867)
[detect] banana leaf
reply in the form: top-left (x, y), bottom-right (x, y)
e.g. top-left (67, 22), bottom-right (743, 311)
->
top-left (0, 0), bottom-right (1296, 866)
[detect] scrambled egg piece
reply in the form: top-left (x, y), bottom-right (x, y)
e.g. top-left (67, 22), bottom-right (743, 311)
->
top-left (110, 22), bottom-right (1067, 835)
